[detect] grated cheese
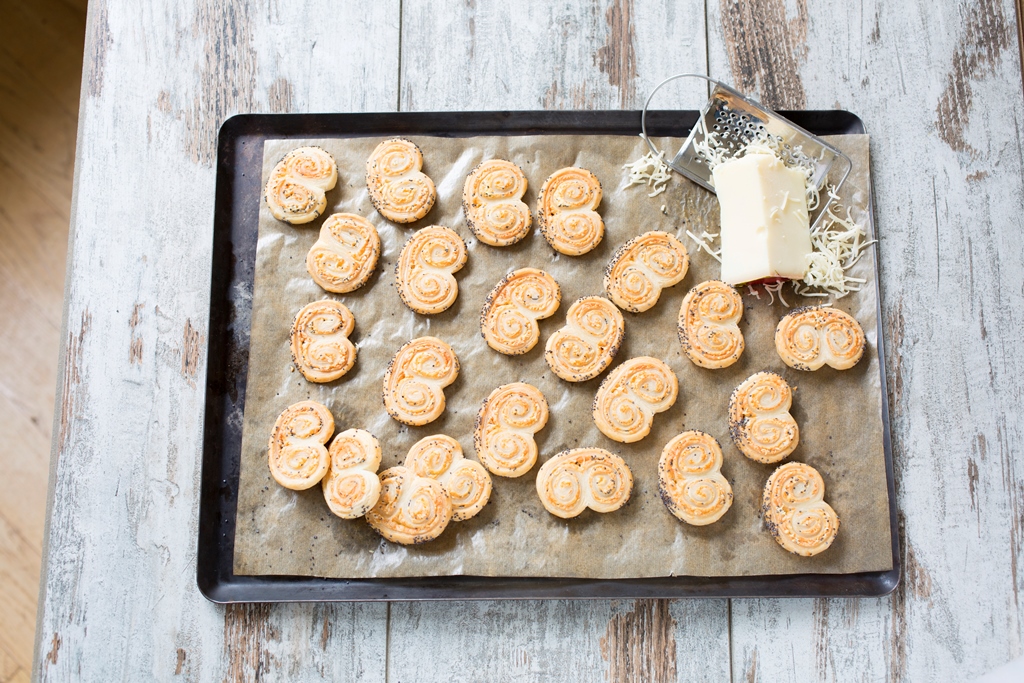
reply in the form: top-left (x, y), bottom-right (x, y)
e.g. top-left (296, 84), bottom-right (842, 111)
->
top-left (793, 186), bottom-right (877, 300)
top-left (685, 229), bottom-right (722, 263)
top-left (623, 136), bottom-right (673, 197)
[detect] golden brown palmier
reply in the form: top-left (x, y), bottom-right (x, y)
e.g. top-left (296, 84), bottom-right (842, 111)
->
top-left (366, 466), bottom-right (453, 544)
top-left (658, 431), bottom-right (733, 526)
top-left (268, 400), bottom-right (334, 490)
top-left (290, 300), bottom-right (357, 383)
top-left (678, 280), bottom-right (744, 369)
top-left (544, 296), bottom-right (625, 382)
top-left (264, 146), bottom-right (337, 224)
top-left (365, 138), bottom-right (436, 223)
top-left (535, 448), bottom-right (633, 518)
top-left (762, 462), bottom-right (840, 557)
top-left (306, 213), bottom-right (380, 293)
top-left (404, 434), bottom-right (492, 521)
top-left (728, 371), bottom-right (799, 464)
top-left (321, 428), bottom-right (382, 519)
top-left (382, 337), bottom-right (459, 426)
top-left (463, 159), bottom-right (532, 246)
top-left (480, 268), bottom-right (561, 355)
top-left (592, 357), bottom-right (678, 444)
top-left (775, 306), bottom-right (866, 371)
top-left (604, 231), bottom-right (690, 313)
top-left (394, 225), bottom-right (468, 314)
top-left (537, 167), bottom-right (604, 255)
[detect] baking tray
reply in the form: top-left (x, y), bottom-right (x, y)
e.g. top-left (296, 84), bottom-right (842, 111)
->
top-left (197, 110), bottom-right (900, 602)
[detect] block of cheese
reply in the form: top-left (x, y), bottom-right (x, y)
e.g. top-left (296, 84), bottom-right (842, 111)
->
top-left (712, 149), bottom-right (812, 285)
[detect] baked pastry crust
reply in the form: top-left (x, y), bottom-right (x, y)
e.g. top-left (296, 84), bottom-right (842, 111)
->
top-left (268, 400), bottom-right (334, 490)
top-left (365, 138), bottom-right (436, 223)
top-left (775, 305), bottom-right (866, 371)
top-left (592, 357), bottom-right (678, 443)
top-left (382, 336), bottom-right (459, 426)
top-left (366, 466), bottom-right (453, 544)
top-left (290, 300), bottom-right (357, 383)
top-left (658, 430), bottom-right (733, 526)
top-left (678, 280), bottom-right (744, 369)
top-left (535, 447), bottom-right (633, 519)
top-left (544, 296), bottom-right (624, 382)
top-left (474, 382), bottom-right (549, 478)
top-left (762, 461), bottom-right (840, 556)
top-left (264, 146), bottom-right (338, 224)
top-left (538, 167), bottom-right (604, 255)
top-left (395, 225), bottom-right (468, 314)
top-left (604, 231), bottom-right (690, 313)
top-left (404, 434), bottom-right (492, 521)
top-left (480, 268), bottom-right (561, 355)
top-left (321, 428), bottom-right (382, 519)
top-left (306, 213), bottom-right (380, 293)
top-left (728, 371), bottom-right (799, 464)
top-left (463, 160), bottom-right (532, 246)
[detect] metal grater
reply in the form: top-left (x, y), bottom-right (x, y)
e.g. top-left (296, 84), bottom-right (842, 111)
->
top-left (641, 74), bottom-right (852, 223)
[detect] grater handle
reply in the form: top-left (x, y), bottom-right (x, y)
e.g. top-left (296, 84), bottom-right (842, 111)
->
top-left (640, 73), bottom-right (726, 172)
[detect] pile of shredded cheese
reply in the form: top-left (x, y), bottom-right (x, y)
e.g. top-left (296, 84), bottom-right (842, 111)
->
top-left (622, 136), bottom-right (672, 197)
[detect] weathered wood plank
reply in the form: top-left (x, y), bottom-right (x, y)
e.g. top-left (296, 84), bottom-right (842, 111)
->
top-left (707, 0), bottom-right (1024, 679)
top-left (392, 3), bottom-right (729, 682)
top-left (33, 0), bottom-right (401, 679)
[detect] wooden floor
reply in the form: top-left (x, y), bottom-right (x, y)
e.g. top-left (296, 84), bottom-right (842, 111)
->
top-left (0, 0), bottom-right (86, 679)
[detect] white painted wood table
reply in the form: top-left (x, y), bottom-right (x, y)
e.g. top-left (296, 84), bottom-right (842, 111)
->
top-left (34, 0), bottom-right (1024, 680)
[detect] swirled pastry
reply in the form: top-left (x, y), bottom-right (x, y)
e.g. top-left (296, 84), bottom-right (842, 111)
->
top-left (474, 383), bottom-right (549, 478)
top-left (678, 280), bottom-right (744, 369)
top-left (268, 400), bottom-right (334, 490)
top-left (480, 268), bottom-right (561, 355)
top-left (321, 428), bottom-right (382, 519)
top-left (544, 296), bottom-right (624, 382)
top-left (306, 213), bottom-right (380, 293)
top-left (604, 231), bottom-right (690, 313)
top-left (536, 448), bottom-right (633, 518)
top-left (366, 466), bottom-right (453, 544)
top-left (592, 357), bottom-right (678, 444)
top-left (382, 337), bottom-right (459, 426)
top-left (728, 371), bottom-right (799, 464)
top-left (658, 431), bottom-right (733, 526)
top-left (395, 225), bottom-right (468, 314)
top-left (775, 306), bottom-right (866, 371)
top-left (463, 160), bottom-right (532, 246)
top-left (290, 300), bottom-right (356, 383)
top-left (538, 167), bottom-right (604, 255)
top-left (762, 462), bottom-right (840, 556)
top-left (404, 435), bottom-right (492, 521)
top-left (264, 146), bottom-right (338, 224)
top-left (365, 138), bottom-right (436, 223)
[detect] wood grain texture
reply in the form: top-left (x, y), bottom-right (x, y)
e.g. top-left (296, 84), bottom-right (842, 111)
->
top-left (33, 0), bottom-right (400, 679)
top-left (708, 0), bottom-right (1024, 679)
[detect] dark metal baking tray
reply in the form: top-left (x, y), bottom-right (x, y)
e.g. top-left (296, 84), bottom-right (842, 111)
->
top-left (197, 110), bottom-right (900, 602)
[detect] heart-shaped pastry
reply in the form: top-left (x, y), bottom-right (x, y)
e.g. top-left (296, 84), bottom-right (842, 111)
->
top-left (404, 434), bottom-right (492, 521)
top-left (290, 300), bottom-right (357, 383)
top-left (775, 305), bottom-right (865, 371)
top-left (538, 167), bottom-right (604, 255)
top-left (463, 159), bottom-right (532, 246)
top-left (658, 430), bottom-right (733, 526)
top-left (762, 461), bottom-right (840, 556)
top-left (365, 138), bottom-right (436, 224)
top-left (728, 371), bottom-right (799, 464)
top-left (306, 213), bottom-right (380, 294)
top-left (382, 337), bottom-right (459, 426)
top-left (544, 296), bottom-right (625, 382)
top-left (366, 466), bottom-right (453, 544)
top-left (604, 231), bottom-right (689, 313)
top-left (395, 225), bottom-right (468, 314)
top-left (473, 382), bottom-right (549, 478)
top-left (678, 280), bottom-right (744, 369)
top-left (264, 146), bottom-right (337, 224)
top-left (268, 400), bottom-right (334, 490)
top-left (536, 447), bottom-right (633, 518)
top-left (593, 357), bottom-right (678, 443)
top-left (480, 268), bottom-right (561, 355)
top-left (321, 428), bottom-right (382, 519)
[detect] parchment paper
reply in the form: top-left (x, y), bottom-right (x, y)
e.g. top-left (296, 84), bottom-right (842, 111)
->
top-left (233, 132), bottom-right (892, 578)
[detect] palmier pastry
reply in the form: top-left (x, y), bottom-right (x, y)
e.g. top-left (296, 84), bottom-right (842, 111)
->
top-left (306, 213), bottom-right (380, 293)
top-left (537, 167), bottom-right (604, 255)
top-left (290, 300), bottom-right (356, 383)
top-left (404, 435), bottom-right (492, 521)
top-left (535, 448), bottom-right (633, 519)
top-left (321, 428), bottom-right (382, 519)
top-left (728, 371), bottom-right (799, 464)
top-left (775, 306), bottom-right (866, 371)
top-left (463, 159), bottom-right (532, 246)
top-left (480, 268), bottom-right (561, 355)
top-left (762, 461), bottom-right (840, 557)
top-left (382, 337), bottom-right (459, 426)
top-left (268, 400), bottom-right (334, 490)
top-left (365, 466), bottom-right (453, 544)
top-left (544, 296), bottom-right (624, 382)
top-left (604, 231), bottom-right (690, 313)
top-left (658, 431), bottom-right (733, 526)
top-left (264, 146), bottom-right (338, 224)
top-left (365, 138), bottom-right (436, 223)
top-left (395, 225), bottom-right (468, 314)
top-left (677, 280), bottom-right (744, 369)
top-left (474, 382), bottom-right (549, 478)
top-left (593, 357), bottom-right (678, 443)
